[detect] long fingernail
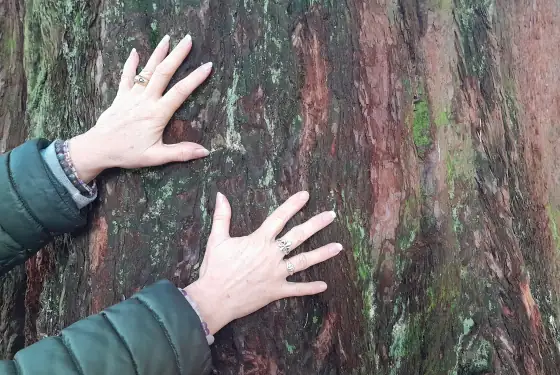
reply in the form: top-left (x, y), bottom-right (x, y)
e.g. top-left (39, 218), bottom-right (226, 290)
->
top-left (299, 191), bottom-right (309, 201)
top-left (159, 34), bottom-right (170, 47)
top-left (194, 147), bottom-right (210, 157)
top-left (200, 62), bottom-right (213, 71)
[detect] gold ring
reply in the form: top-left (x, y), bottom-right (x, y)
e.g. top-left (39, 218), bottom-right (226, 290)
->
top-left (134, 74), bottom-right (149, 86)
top-left (286, 260), bottom-right (295, 276)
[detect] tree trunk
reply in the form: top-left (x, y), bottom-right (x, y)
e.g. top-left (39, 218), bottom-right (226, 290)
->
top-left (2, 0), bottom-right (560, 373)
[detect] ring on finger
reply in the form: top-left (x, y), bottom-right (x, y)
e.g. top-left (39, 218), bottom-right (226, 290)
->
top-left (133, 74), bottom-right (150, 86)
top-left (285, 260), bottom-right (296, 276)
top-left (276, 239), bottom-right (292, 256)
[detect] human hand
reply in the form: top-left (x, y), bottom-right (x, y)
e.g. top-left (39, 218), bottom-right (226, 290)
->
top-left (69, 34), bottom-right (212, 182)
top-left (185, 191), bottom-right (343, 335)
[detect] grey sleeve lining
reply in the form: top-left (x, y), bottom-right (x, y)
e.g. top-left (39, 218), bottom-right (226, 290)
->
top-left (40, 141), bottom-right (97, 209)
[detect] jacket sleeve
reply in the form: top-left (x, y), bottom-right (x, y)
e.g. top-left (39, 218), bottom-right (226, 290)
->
top-left (0, 139), bottom-right (87, 276)
top-left (0, 280), bottom-right (213, 375)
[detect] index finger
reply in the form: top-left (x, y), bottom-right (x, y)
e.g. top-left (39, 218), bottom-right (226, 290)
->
top-left (257, 191), bottom-right (310, 239)
top-left (159, 62), bottom-right (213, 114)
top-left (145, 34), bottom-right (193, 97)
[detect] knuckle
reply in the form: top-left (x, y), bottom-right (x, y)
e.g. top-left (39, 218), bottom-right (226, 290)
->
top-left (297, 253), bottom-right (309, 270)
top-left (178, 149), bottom-right (194, 161)
top-left (154, 64), bottom-right (173, 78)
top-left (292, 226), bottom-right (306, 244)
top-left (267, 216), bottom-right (284, 233)
top-left (140, 69), bottom-right (153, 79)
top-left (174, 82), bottom-right (192, 97)
top-left (214, 212), bottom-right (231, 221)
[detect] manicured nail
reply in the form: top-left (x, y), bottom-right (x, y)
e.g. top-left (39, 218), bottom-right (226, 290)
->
top-left (159, 34), bottom-right (170, 47)
top-left (200, 62), bottom-right (213, 71)
top-left (194, 147), bottom-right (210, 157)
top-left (331, 243), bottom-right (343, 254)
top-left (299, 191), bottom-right (309, 201)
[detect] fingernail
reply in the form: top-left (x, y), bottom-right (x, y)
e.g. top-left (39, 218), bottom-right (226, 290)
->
top-left (319, 282), bottom-right (328, 292)
top-left (183, 34), bottom-right (192, 43)
top-left (194, 148), bottom-right (210, 157)
top-left (130, 48), bottom-right (137, 56)
top-left (329, 211), bottom-right (336, 219)
top-left (159, 34), bottom-right (170, 46)
top-left (200, 62), bottom-right (213, 71)
top-left (299, 191), bottom-right (309, 201)
top-left (331, 243), bottom-right (343, 254)
top-left (217, 192), bottom-right (225, 203)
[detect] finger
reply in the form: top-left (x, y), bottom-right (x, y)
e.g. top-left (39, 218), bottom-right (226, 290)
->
top-left (143, 142), bottom-right (210, 165)
top-left (117, 48), bottom-right (139, 98)
top-left (277, 211), bottom-right (336, 254)
top-left (131, 35), bottom-right (170, 93)
top-left (280, 281), bottom-right (328, 298)
top-left (145, 34), bottom-right (193, 97)
top-left (257, 191), bottom-right (309, 238)
top-left (160, 62), bottom-right (213, 114)
top-left (208, 193), bottom-right (232, 247)
top-left (281, 243), bottom-right (343, 277)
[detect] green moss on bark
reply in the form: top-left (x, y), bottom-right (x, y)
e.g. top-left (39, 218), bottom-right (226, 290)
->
top-left (413, 99), bottom-right (431, 158)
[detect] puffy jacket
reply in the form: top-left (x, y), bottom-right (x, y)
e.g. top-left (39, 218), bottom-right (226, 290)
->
top-left (0, 139), bottom-right (212, 375)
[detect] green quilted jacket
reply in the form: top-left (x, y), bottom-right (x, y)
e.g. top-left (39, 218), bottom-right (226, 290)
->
top-left (0, 139), bottom-right (212, 375)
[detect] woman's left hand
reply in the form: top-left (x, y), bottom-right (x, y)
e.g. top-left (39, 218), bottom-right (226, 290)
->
top-left (69, 34), bottom-right (212, 182)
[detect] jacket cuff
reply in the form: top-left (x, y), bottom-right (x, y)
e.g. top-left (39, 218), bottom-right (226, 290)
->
top-left (0, 139), bottom-right (86, 250)
top-left (133, 281), bottom-right (213, 375)
top-left (40, 141), bottom-right (98, 209)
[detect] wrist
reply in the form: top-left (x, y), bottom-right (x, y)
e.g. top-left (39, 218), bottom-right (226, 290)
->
top-left (184, 280), bottom-right (230, 335)
top-left (68, 133), bottom-right (112, 183)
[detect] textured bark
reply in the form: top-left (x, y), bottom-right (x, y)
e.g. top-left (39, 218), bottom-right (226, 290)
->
top-left (2, 0), bottom-right (560, 374)
top-left (0, 0), bottom-right (27, 359)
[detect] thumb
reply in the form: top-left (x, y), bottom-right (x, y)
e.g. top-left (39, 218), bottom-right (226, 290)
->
top-left (208, 192), bottom-right (231, 247)
top-left (147, 142), bottom-right (210, 165)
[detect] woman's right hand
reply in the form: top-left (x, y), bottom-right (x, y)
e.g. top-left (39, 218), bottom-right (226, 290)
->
top-left (185, 191), bottom-right (342, 335)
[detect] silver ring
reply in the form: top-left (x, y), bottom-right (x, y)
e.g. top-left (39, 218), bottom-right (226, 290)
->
top-left (133, 74), bottom-right (149, 86)
top-left (286, 260), bottom-right (295, 276)
top-left (276, 239), bottom-right (292, 256)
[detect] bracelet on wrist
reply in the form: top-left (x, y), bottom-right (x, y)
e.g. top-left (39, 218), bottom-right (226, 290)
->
top-left (54, 140), bottom-right (97, 198)
top-left (179, 288), bottom-right (215, 345)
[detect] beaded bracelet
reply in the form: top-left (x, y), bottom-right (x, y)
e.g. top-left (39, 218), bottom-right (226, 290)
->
top-left (179, 288), bottom-right (215, 345)
top-left (54, 140), bottom-right (97, 198)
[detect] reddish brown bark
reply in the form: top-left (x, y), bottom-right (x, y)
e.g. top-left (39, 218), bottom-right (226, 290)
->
top-left (3, 1), bottom-right (560, 374)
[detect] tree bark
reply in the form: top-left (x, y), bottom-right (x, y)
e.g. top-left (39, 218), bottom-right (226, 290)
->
top-left (2, 0), bottom-right (560, 374)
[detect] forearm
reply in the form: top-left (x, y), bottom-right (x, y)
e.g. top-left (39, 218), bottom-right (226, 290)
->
top-left (0, 281), bottom-right (212, 375)
top-left (0, 139), bottom-right (87, 275)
